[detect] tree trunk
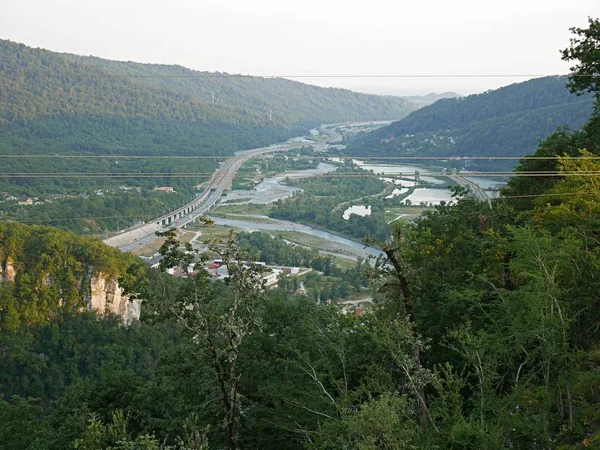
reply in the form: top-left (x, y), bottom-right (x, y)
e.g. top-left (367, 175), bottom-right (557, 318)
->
top-left (383, 245), bottom-right (429, 430)
top-left (226, 420), bottom-right (236, 450)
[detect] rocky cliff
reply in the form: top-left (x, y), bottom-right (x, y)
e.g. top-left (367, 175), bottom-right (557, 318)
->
top-left (0, 222), bottom-right (143, 326)
top-left (0, 261), bottom-right (141, 323)
top-left (0, 257), bottom-right (16, 283)
top-left (87, 273), bottom-right (141, 324)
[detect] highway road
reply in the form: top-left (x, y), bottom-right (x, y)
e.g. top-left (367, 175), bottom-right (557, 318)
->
top-left (448, 174), bottom-right (492, 204)
top-left (103, 142), bottom-right (298, 252)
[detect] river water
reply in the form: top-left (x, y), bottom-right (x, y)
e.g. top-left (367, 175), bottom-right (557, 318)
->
top-left (404, 188), bottom-right (455, 205)
top-left (221, 162), bottom-right (337, 205)
top-left (355, 160), bottom-right (505, 204)
top-left (212, 160), bottom-right (503, 258)
top-left (208, 216), bottom-right (383, 259)
top-left (213, 129), bottom-right (506, 259)
top-left (213, 160), bottom-right (383, 259)
top-left (353, 160), bottom-right (447, 185)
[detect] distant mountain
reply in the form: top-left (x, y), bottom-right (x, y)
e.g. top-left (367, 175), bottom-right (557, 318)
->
top-left (0, 39), bottom-right (418, 132)
top-left (345, 77), bottom-right (595, 169)
top-left (402, 92), bottom-right (461, 105)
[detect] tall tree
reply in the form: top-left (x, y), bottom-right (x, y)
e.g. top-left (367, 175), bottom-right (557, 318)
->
top-left (155, 229), bottom-right (266, 450)
top-left (562, 16), bottom-right (600, 150)
top-left (562, 17), bottom-right (600, 101)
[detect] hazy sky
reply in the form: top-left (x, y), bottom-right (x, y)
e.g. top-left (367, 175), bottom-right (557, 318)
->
top-left (1, 0), bottom-right (598, 95)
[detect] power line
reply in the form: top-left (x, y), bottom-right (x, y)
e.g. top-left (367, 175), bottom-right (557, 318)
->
top-left (0, 174), bottom-right (214, 178)
top-left (497, 191), bottom-right (595, 199)
top-left (1, 171), bottom-right (599, 179)
top-left (1, 154), bottom-right (600, 160)
top-left (0, 155), bottom-right (231, 159)
top-left (12, 215), bottom-right (155, 223)
top-left (19, 73), bottom-right (593, 79)
top-left (0, 172), bottom-right (216, 176)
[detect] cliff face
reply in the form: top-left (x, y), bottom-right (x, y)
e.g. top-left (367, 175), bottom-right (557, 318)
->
top-left (87, 273), bottom-right (141, 324)
top-left (0, 257), bottom-right (17, 283)
top-left (0, 222), bottom-right (142, 326)
top-left (0, 261), bottom-right (140, 324)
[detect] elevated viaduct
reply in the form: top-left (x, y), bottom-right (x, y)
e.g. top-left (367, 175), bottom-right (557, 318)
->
top-left (103, 144), bottom-right (294, 252)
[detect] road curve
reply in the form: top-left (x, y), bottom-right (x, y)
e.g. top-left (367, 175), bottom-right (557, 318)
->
top-left (103, 143), bottom-right (296, 252)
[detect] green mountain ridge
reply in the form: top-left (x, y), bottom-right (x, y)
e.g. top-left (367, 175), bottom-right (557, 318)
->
top-left (345, 76), bottom-right (595, 168)
top-left (0, 39), bottom-right (418, 129)
top-left (66, 54), bottom-right (421, 126)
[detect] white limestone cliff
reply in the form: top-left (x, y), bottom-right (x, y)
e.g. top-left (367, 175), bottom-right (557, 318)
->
top-left (0, 257), bottom-right (16, 283)
top-left (0, 260), bottom-right (140, 323)
top-left (87, 273), bottom-right (141, 324)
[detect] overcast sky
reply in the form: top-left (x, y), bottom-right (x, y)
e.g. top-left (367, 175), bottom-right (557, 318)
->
top-left (1, 0), bottom-right (598, 95)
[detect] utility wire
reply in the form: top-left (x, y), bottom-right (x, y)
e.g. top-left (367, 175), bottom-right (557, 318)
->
top-left (19, 73), bottom-right (594, 79)
top-left (0, 171), bottom-right (599, 178)
top-left (498, 191), bottom-right (596, 199)
top-left (1, 154), bottom-right (599, 160)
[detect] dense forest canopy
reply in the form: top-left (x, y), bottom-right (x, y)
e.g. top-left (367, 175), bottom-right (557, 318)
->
top-left (365, 76), bottom-right (591, 134)
top-left (345, 76), bottom-right (595, 169)
top-left (0, 39), bottom-right (417, 128)
top-left (1, 17), bottom-right (600, 450)
top-left (63, 54), bottom-right (420, 127)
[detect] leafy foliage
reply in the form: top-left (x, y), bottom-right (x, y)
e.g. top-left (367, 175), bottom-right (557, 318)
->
top-left (3, 21), bottom-right (600, 450)
top-left (0, 221), bottom-right (140, 328)
top-left (561, 17), bottom-right (600, 98)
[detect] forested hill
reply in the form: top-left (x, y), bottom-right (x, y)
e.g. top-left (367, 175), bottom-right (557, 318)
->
top-left (368, 76), bottom-right (590, 133)
top-left (0, 39), bottom-right (417, 129)
top-left (65, 54), bottom-right (419, 126)
top-left (0, 39), bottom-right (417, 227)
top-left (345, 76), bottom-right (595, 167)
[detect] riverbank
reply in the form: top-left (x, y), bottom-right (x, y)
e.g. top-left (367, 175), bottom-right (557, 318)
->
top-left (207, 215), bottom-right (383, 260)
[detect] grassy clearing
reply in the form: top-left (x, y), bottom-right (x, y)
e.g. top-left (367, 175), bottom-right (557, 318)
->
top-left (222, 198), bottom-right (253, 204)
top-left (383, 205), bottom-right (429, 224)
top-left (231, 177), bottom-right (256, 190)
top-left (274, 230), bottom-right (340, 248)
top-left (195, 225), bottom-right (239, 240)
top-left (272, 231), bottom-right (361, 257)
top-left (130, 237), bottom-right (166, 257)
top-left (178, 229), bottom-right (198, 244)
top-left (330, 257), bottom-right (356, 271)
top-left (210, 213), bottom-right (279, 224)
